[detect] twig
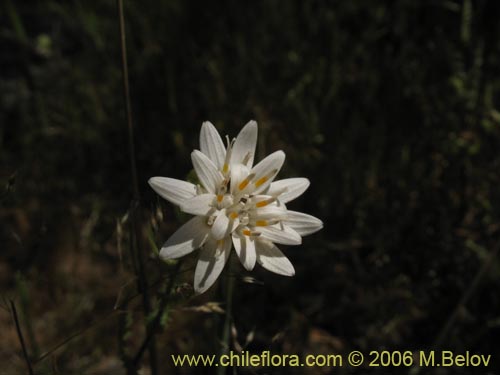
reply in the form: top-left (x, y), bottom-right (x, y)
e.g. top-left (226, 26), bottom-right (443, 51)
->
top-left (217, 257), bottom-right (236, 375)
top-left (35, 308), bottom-right (121, 365)
top-left (409, 239), bottom-right (500, 375)
top-left (116, 0), bottom-right (158, 373)
top-left (10, 299), bottom-right (34, 375)
top-left (133, 260), bottom-right (183, 366)
top-left (34, 266), bottom-right (191, 366)
top-left (118, 299), bottom-right (135, 375)
top-left (0, 295), bottom-right (10, 311)
top-left (432, 239), bottom-right (500, 348)
top-left (117, 0), bottom-right (139, 199)
top-left (129, 208), bottom-right (158, 371)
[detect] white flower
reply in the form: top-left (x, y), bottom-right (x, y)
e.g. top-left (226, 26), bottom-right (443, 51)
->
top-left (149, 121), bottom-right (323, 293)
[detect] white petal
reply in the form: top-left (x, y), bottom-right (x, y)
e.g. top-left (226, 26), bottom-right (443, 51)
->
top-left (230, 163), bottom-right (250, 195)
top-left (159, 216), bottom-right (209, 259)
top-left (247, 150), bottom-right (285, 194)
top-left (211, 209), bottom-right (230, 240)
top-left (284, 211), bottom-right (323, 236)
top-left (256, 240), bottom-right (295, 276)
top-left (250, 205), bottom-right (287, 220)
top-left (258, 224), bottom-right (301, 245)
top-left (148, 177), bottom-right (197, 206)
top-left (200, 121), bottom-right (226, 169)
top-left (228, 216), bottom-right (240, 233)
top-left (194, 237), bottom-right (231, 294)
top-left (191, 150), bottom-right (224, 194)
top-left (180, 194), bottom-right (216, 216)
top-left (267, 178), bottom-right (310, 203)
top-left (230, 120), bottom-right (258, 168)
top-left (232, 234), bottom-right (256, 271)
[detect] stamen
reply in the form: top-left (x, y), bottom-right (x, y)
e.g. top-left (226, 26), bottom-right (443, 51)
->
top-left (238, 178), bottom-right (250, 190)
top-left (242, 151), bottom-right (252, 165)
top-left (216, 180), bottom-right (228, 200)
top-left (254, 219), bottom-right (279, 227)
top-left (229, 212), bottom-right (239, 220)
top-left (242, 229), bottom-right (261, 237)
top-left (254, 169), bottom-right (278, 188)
top-left (256, 201), bottom-right (267, 208)
top-left (254, 177), bottom-right (268, 188)
top-left (237, 173), bottom-right (255, 191)
top-left (222, 136), bottom-right (236, 176)
top-left (255, 197), bottom-right (276, 208)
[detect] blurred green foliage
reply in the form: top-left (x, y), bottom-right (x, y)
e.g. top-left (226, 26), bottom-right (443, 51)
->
top-left (1, 0), bottom-right (500, 373)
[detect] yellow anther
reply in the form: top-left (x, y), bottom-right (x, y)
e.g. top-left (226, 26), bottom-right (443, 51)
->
top-left (222, 163), bottom-right (229, 174)
top-left (255, 220), bottom-right (268, 227)
top-left (230, 212), bottom-right (239, 219)
top-left (217, 239), bottom-right (224, 246)
top-left (243, 229), bottom-right (252, 236)
top-left (254, 176), bottom-right (268, 188)
top-left (238, 178), bottom-right (250, 190)
top-left (255, 200), bottom-right (268, 208)
top-left (217, 194), bottom-right (223, 202)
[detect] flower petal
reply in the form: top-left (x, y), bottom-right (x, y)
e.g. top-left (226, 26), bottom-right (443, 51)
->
top-left (211, 209), bottom-right (230, 240)
top-left (200, 121), bottom-right (226, 169)
top-left (256, 240), bottom-right (295, 276)
top-left (191, 150), bottom-right (224, 194)
top-left (230, 120), bottom-right (258, 169)
top-left (267, 178), bottom-right (310, 203)
top-left (284, 211), bottom-right (323, 236)
top-left (148, 177), bottom-right (197, 206)
top-left (159, 216), bottom-right (209, 259)
top-left (258, 224), bottom-right (302, 245)
top-left (180, 194), bottom-right (216, 216)
top-left (230, 163), bottom-right (250, 195)
top-left (194, 237), bottom-right (231, 293)
top-left (228, 216), bottom-right (240, 234)
top-left (232, 234), bottom-right (256, 271)
top-left (239, 150), bottom-right (285, 195)
top-left (250, 205), bottom-right (287, 220)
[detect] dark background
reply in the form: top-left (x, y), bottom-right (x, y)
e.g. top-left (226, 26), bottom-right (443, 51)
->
top-left (1, 0), bottom-right (500, 374)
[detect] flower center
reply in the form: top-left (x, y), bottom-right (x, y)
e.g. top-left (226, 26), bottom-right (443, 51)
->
top-left (203, 156), bottom-right (287, 239)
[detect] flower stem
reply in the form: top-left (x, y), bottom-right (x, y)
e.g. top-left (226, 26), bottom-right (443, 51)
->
top-left (217, 257), bottom-right (235, 375)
